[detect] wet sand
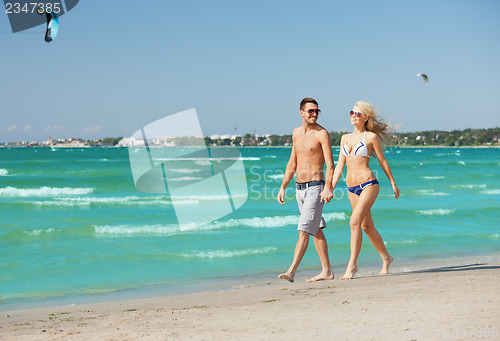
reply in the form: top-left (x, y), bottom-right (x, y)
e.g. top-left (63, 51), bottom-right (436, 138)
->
top-left (1, 263), bottom-right (499, 340)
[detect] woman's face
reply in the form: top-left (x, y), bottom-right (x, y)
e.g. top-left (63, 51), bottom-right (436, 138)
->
top-left (350, 105), bottom-right (369, 126)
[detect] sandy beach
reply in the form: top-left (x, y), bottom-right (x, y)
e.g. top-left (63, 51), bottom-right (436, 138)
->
top-left (1, 262), bottom-right (499, 341)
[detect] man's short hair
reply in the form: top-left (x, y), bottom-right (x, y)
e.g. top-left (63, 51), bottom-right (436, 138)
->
top-left (300, 98), bottom-right (318, 110)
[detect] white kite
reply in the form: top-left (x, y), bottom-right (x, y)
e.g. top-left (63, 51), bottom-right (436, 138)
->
top-left (417, 73), bottom-right (428, 87)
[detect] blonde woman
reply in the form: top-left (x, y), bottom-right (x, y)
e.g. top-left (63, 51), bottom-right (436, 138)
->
top-left (332, 101), bottom-right (400, 279)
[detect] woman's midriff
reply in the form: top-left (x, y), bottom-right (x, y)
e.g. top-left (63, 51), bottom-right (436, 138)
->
top-left (345, 157), bottom-right (376, 187)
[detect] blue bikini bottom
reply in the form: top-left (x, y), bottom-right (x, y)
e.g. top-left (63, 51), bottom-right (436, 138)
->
top-left (347, 179), bottom-right (379, 196)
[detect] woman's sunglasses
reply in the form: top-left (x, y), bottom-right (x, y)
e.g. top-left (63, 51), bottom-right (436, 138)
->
top-left (349, 111), bottom-right (363, 117)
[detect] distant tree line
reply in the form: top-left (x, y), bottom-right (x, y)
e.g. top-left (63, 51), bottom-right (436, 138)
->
top-left (219, 128), bottom-right (499, 147)
top-left (392, 127), bottom-right (500, 146)
top-left (267, 128), bottom-right (500, 147)
top-left (100, 137), bottom-right (123, 146)
top-left (206, 127), bottom-right (500, 147)
top-left (3, 128), bottom-right (499, 147)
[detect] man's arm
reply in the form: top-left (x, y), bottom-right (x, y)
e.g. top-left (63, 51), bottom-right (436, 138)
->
top-left (319, 129), bottom-right (334, 203)
top-left (277, 134), bottom-right (297, 204)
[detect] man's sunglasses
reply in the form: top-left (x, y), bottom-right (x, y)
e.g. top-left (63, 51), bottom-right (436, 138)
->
top-left (350, 111), bottom-right (363, 117)
top-left (306, 109), bottom-right (321, 114)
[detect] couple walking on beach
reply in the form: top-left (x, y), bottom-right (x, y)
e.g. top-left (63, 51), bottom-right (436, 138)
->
top-left (277, 98), bottom-right (400, 282)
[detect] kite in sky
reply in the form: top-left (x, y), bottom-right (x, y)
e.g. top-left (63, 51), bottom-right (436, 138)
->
top-left (37, 8), bottom-right (59, 42)
top-left (4, 0), bottom-right (79, 36)
top-left (417, 73), bottom-right (428, 87)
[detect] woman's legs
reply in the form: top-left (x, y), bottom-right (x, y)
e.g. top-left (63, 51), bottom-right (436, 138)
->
top-left (360, 211), bottom-right (393, 275)
top-left (342, 185), bottom-right (379, 280)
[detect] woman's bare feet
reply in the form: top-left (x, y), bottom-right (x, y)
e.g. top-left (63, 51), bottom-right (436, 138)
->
top-left (379, 255), bottom-right (393, 275)
top-left (341, 266), bottom-right (357, 280)
top-left (306, 271), bottom-right (334, 282)
top-left (278, 272), bottom-right (294, 282)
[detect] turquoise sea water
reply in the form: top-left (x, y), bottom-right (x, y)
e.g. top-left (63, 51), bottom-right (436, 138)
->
top-left (1, 147), bottom-right (499, 308)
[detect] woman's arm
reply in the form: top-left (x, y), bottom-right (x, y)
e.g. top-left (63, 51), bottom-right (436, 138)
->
top-left (370, 133), bottom-right (400, 199)
top-left (332, 135), bottom-right (347, 191)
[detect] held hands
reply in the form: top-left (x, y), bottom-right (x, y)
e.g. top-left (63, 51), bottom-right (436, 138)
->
top-left (392, 184), bottom-right (400, 199)
top-left (320, 187), bottom-right (334, 204)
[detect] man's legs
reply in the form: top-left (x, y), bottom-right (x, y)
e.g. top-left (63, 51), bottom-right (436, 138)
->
top-left (279, 184), bottom-right (334, 282)
top-left (278, 231), bottom-right (309, 282)
top-left (307, 228), bottom-right (334, 282)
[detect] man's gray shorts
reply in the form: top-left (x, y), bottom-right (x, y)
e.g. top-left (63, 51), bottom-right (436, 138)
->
top-left (296, 180), bottom-right (326, 236)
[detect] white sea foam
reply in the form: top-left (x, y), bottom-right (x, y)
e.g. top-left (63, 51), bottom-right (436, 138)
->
top-left (195, 160), bottom-right (211, 166)
top-left (94, 212), bottom-right (348, 236)
top-left (95, 224), bottom-right (183, 236)
top-left (323, 212), bottom-right (348, 221)
top-left (0, 186), bottom-right (95, 197)
top-left (212, 212), bottom-right (347, 229)
top-left (435, 151), bottom-right (461, 157)
top-left (23, 228), bottom-right (55, 236)
top-left (95, 220), bottom-right (232, 235)
top-left (63, 196), bottom-right (156, 203)
top-left (386, 239), bottom-right (418, 245)
top-left (31, 196), bottom-right (175, 207)
top-left (0, 169), bottom-right (8, 176)
top-left (414, 149), bottom-right (422, 153)
top-left (266, 174), bottom-right (284, 181)
top-left (168, 176), bottom-right (204, 182)
top-left (489, 234), bottom-right (499, 239)
top-left (457, 161), bottom-right (466, 166)
top-left (30, 193), bottom-right (247, 206)
top-left (416, 189), bottom-right (449, 196)
top-left (452, 184), bottom-right (487, 189)
top-left (481, 189), bottom-right (500, 195)
top-left (212, 215), bottom-right (299, 228)
top-left (179, 247), bottom-right (277, 259)
top-left (416, 209), bottom-right (455, 215)
top-left (169, 169), bottom-right (202, 174)
top-left (422, 176), bottom-right (445, 180)
top-left (32, 200), bottom-right (91, 207)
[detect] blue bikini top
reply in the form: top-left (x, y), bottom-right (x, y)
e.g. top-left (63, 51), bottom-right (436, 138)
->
top-left (342, 131), bottom-right (370, 158)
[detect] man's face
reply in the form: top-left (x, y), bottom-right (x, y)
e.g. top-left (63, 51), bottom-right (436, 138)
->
top-left (300, 103), bottom-right (321, 125)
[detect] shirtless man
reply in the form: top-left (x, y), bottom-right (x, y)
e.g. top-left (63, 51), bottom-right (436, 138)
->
top-left (277, 98), bottom-right (335, 282)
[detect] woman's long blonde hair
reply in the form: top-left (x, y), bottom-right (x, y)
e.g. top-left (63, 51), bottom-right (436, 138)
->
top-left (355, 101), bottom-right (396, 144)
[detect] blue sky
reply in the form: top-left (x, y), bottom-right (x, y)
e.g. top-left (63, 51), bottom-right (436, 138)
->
top-left (1, 0), bottom-right (499, 142)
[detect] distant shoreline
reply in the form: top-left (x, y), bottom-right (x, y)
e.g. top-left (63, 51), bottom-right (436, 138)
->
top-left (2, 126), bottom-right (499, 148)
top-left (1, 145), bottom-right (499, 149)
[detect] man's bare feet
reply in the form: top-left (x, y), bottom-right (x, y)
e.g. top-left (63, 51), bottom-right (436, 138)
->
top-left (278, 272), bottom-right (294, 282)
top-left (306, 271), bottom-right (334, 282)
top-left (341, 266), bottom-right (357, 280)
top-left (379, 255), bottom-right (393, 275)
